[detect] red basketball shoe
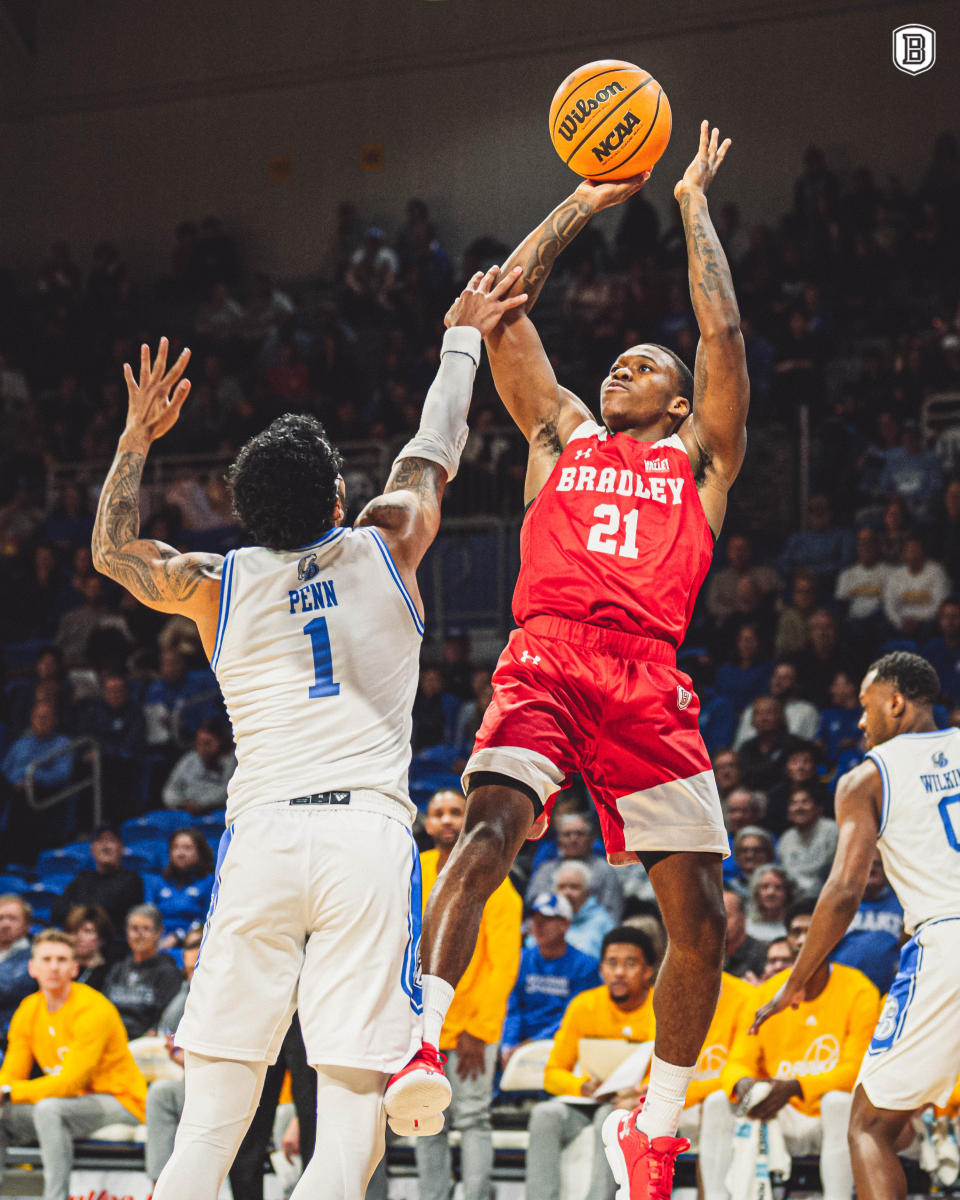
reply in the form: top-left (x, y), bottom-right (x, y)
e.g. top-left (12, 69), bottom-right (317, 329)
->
top-left (601, 1107), bottom-right (690, 1200)
top-left (384, 1042), bottom-right (451, 1136)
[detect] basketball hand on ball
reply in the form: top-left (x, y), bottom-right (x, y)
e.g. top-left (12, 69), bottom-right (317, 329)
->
top-left (443, 265), bottom-right (528, 335)
top-left (574, 169), bottom-right (652, 213)
top-left (674, 120), bottom-right (732, 200)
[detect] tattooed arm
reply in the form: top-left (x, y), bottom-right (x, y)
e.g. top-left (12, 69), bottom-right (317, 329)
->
top-left (483, 175), bottom-right (650, 500)
top-left (91, 340), bottom-right (222, 651)
top-left (675, 123), bottom-right (750, 529)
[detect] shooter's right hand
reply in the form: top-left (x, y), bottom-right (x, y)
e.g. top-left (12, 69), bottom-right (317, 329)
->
top-left (574, 169), bottom-right (652, 212)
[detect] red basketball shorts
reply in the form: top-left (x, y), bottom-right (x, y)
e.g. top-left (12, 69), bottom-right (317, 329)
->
top-left (464, 615), bottom-right (728, 864)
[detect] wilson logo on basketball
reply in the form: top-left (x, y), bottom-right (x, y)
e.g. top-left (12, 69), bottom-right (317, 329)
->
top-left (555, 81), bottom-right (625, 142)
top-left (677, 686), bottom-right (692, 710)
top-left (592, 111), bottom-right (642, 164)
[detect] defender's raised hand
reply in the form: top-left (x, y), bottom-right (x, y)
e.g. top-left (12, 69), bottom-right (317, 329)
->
top-left (122, 337), bottom-right (191, 445)
top-left (675, 121), bottom-right (732, 199)
top-left (444, 265), bottom-right (528, 335)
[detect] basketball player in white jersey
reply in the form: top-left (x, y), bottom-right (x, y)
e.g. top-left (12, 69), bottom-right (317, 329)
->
top-left (752, 651), bottom-right (960, 1200)
top-left (89, 265), bottom-right (528, 1200)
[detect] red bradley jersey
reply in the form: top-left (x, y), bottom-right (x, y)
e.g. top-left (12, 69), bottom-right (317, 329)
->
top-left (513, 422), bottom-right (714, 645)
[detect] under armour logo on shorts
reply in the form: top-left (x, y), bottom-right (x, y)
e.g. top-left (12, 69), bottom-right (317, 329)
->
top-left (520, 651), bottom-right (542, 666)
top-left (676, 685), bottom-right (692, 710)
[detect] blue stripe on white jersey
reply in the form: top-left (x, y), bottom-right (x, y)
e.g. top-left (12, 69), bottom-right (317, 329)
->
top-left (210, 550), bottom-right (237, 672)
top-left (366, 529), bottom-right (425, 636)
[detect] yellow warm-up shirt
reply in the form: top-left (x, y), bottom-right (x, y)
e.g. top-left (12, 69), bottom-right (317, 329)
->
top-left (544, 983), bottom-right (656, 1097)
top-left (720, 964), bottom-right (880, 1117)
top-left (0, 983), bottom-right (147, 1121)
top-left (420, 848), bottom-right (522, 1051)
top-left (686, 972), bottom-right (753, 1108)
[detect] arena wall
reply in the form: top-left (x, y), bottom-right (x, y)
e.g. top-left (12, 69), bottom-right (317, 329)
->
top-left (0, 0), bottom-right (955, 278)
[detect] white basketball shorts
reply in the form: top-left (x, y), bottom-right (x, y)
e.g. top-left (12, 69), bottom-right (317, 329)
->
top-left (176, 792), bottom-right (422, 1071)
top-left (857, 916), bottom-right (960, 1110)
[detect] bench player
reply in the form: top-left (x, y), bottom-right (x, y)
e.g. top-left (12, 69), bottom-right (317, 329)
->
top-left (90, 266), bottom-right (527, 1200)
top-left (386, 122), bottom-right (749, 1200)
top-left (753, 651), bottom-right (960, 1200)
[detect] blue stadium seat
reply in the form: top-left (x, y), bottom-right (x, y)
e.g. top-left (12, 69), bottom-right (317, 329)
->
top-left (25, 883), bottom-right (62, 923)
top-left (194, 810), bottom-right (227, 836)
top-left (34, 871), bottom-right (75, 894)
top-left (36, 844), bottom-right (94, 874)
top-left (122, 840), bottom-right (169, 873)
top-left (122, 811), bottom-right (193, 842)
top-left (412, 744), bottom-right (460, 769)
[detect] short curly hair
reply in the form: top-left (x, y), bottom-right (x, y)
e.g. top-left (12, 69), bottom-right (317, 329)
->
top-left (867, 652), bottom-right (940, 706)
top-left (227, 415), bottom-right (343, 551)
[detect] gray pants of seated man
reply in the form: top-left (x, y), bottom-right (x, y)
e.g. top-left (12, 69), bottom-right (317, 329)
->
top-left (0, 1095), bottom-right (139, 1200)
top-left (414, 1045), bottom-right (498, 1200)
top-left (525, 1098), bottom-right (618, 1200)
top-left (699, 1088), bottom-right (854, 1200)
top-left (146, 1076), bottom-right (186, 1182)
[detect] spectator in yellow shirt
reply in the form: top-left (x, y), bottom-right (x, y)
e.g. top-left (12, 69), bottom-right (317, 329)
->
top-left (679, 971), bottom-right (753, 1149)
top-left (700, 900), bottom-right (880, 1200)
top-left (0, 929), bottom-right (146, 1200)
top-left (526, 926), bottom-right (657, 1200)
top-left (415, 789), bottom-right (522, 1200)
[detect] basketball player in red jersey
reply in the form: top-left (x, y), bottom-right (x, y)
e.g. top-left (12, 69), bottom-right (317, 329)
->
top-left (387, 122), bottom-right (748, 1199)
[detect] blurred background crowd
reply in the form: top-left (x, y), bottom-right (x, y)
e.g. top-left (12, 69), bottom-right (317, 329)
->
top-left (0, 127), bottom-right (960, 1194)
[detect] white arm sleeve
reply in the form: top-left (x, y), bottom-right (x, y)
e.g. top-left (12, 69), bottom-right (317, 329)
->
top-left (394, 325), bottom-right (481, 482)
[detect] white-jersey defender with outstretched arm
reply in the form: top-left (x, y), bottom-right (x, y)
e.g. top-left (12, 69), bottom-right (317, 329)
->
top-left (210, 524), bottom-right (421, 822)
top-left (865, 727), bottom-right (960, 935)
top-left (857, 726), bottom-right (960, 1111)
top-left (176, 521), bottom-right (426, 1072)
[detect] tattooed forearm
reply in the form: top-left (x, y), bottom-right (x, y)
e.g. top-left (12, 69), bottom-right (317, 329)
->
top-left (503, 195), bottom-right (595, 311)
top-left (384, 456), bottom-right (446, 505)
top-left (92, 445), bottom-right (220, 608)
top-left (92, 451), bottom-right (145, 566)
top-left (678, 191), bottom-right (740, 329)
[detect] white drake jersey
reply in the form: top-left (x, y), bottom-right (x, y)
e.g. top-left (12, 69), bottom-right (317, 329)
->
top-left (866, 727), bottom-right (960, 934)
top-left (210, 525), bottom-right (422, 823)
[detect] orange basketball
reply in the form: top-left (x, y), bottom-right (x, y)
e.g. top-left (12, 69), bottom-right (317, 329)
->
top-left (548, 59), bottom-right (672, 181)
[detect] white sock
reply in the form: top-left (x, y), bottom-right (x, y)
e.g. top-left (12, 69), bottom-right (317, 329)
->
top-left (635, 1054), bottom-right (695, 1140)
top-left (421, 974), bottom-right (455, 1048)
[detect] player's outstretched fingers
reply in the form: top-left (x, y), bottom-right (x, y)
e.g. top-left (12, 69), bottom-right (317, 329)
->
top-left (139, 342), bottom-right (151, 387)
top-left (161, 347), bottom-right (191, 393)
top-left (489, 265), bottom-right (524, 299)
top-left (478, 264), bottom-right (501, 293)
top-left (151, 336), bottom-right (170, 383)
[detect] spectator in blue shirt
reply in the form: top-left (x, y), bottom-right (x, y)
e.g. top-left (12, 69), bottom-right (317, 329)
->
top-left (832, 854), bottom-right (904, 992)
top-left (777, 493), bottom-right (854, 580)
top-left (144, 829), bottom-right (214, 948)
top-left (552, 861), bottom-right (615, 960)
top-left (922, 598), bottom-right (960, 704)
top-left (877, 420), bottom-right (944, 525)
top-left (501, 893), bottom-right (599, 1068)
top-left (0, 894), bottom-right (33, 1051)
top-left (143, 649), bottom-right (221, 756)
top-left (815, 668), bottom-right (863, 765)
top-left (715, 624), bottom-right (773, 718)
top-left (1, 700), bottom-right (73, 865)
top-left (1, 701), bottom-right (73, 790)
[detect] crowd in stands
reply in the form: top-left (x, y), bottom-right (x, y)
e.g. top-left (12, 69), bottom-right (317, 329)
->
top-left (0, 132), bottom-right (960, 1196)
